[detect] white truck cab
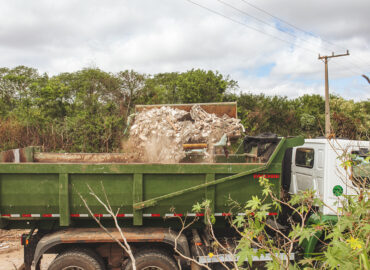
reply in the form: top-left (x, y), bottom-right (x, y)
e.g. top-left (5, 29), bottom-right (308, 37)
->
top-left (289, 138), bottom-right (369, 215)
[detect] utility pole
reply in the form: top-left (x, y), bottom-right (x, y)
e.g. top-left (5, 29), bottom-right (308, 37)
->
top-left (318, 50), bottom-right (350, 138)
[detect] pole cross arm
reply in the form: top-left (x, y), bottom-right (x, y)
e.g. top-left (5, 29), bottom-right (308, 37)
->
top-left (319, 50), bottom-right (349, 60)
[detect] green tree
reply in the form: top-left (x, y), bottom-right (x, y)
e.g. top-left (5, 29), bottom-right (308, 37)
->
top-left (176, 69), bottom-right (237, 103)
top-left (141, 72), bottom-right (179, 104)
top-left (58, 68), bottom-right (123, 152)
top-left (0, 66), bottom-right (42, 117)
top-left (116, 70), bottom-right (147, 119)
top-left (293, 94), bottom-right (325, 137)
top-left (330, 96), bottom-right (370, 139)
top-left (231, 93), bottom-right (297, 136)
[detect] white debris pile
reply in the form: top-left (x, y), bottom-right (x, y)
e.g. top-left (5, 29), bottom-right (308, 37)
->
top-left (128, 105), bottom-right (244, 163)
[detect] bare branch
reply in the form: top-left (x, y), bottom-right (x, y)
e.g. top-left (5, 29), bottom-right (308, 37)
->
top-left (76, 184), bottom-right (137, 270)
top-left (169, 214), bottom-right (213, 270)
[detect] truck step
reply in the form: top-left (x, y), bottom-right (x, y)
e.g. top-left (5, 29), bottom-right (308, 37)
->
top-left (197, 251), bottom-right (295, 263)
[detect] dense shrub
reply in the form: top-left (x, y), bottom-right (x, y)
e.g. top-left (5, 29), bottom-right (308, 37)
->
top-left (0, 66), bottom-right (368, 152)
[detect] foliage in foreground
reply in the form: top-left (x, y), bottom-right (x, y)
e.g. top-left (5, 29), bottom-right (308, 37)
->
top-left (191, 152), bottom-right (369, 269)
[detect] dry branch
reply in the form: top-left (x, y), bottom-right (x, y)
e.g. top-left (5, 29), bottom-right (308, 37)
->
top-left (76, 182), bottom-right (137, 270)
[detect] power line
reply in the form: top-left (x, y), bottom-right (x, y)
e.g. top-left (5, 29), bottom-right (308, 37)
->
top-left (206, 1), bottom-right (369, 73)
top-left (237, 0), bottom-right (370, 70)
top-left (216, 0), bottom-right (300, 41)
top-left (184, 0), bottom-right (369, 79)
top-left (326, 58), bottom-right (362, 77)
top-left (217, 0), bottom-right (370, 74)
top-left (238, 0), bottom-right (344, 52)
top-left (217, 0), bottom-right (333, 54)
top-left (184, 0), bottom-right (317, 55)
top-left (345, 59), bottom-right (370, 74)
top-left (326, 52), bottom-right (370, 76)
top-left (337, 52), bottom-right (370, 73)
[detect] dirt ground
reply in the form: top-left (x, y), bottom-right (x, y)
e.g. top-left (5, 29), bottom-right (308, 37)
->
top-left (0, 230), bottom-right (55, 270)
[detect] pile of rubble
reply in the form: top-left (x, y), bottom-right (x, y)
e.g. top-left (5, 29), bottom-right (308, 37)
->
top-left (128, 105), bottom-right (244, 163)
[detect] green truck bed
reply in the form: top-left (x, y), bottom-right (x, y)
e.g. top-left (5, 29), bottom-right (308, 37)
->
top-left (0, 137), bottom-right (303, 230)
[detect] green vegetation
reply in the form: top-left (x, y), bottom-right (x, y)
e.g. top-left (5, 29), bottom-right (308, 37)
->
top-left (0, 66), bottom-right (369, 152)
top-left (192, 161), bottom-right (369, 269)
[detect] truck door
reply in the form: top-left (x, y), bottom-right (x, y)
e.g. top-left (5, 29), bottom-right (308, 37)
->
top-left (315, 146), bottom-right (325, 200)
top-left (291, 147), bottom-right (315, 193)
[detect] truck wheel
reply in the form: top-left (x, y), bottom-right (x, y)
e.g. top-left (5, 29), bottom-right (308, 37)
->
top-left (48, 248), bottom-right (105, 270)
top-left (124, 249), bottom-right (178, 270)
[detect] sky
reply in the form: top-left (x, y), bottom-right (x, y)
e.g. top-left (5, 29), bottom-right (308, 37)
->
top-left (1, 0), bottom-right (369, 100)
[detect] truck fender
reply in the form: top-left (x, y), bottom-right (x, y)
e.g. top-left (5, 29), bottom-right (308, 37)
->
top-left (32, 227), bottom-right (190, 269)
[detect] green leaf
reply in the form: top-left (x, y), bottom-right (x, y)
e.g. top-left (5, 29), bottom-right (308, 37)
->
top-left (233, 215), bottom-right (246, 228)
top-left (246, 196), bottom-right (261, 211)
top-left (192, 202), bottom-right (202, 213)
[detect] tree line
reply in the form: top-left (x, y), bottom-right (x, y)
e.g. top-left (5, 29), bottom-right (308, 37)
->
top-left (0, 66), bottom-right (368, 152)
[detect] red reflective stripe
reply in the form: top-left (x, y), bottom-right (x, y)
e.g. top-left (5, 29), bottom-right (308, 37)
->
top-left (222, 213), bottom-right (231, 216)
top-left (152, 214), bottom-right (161, 217)
top-left (116, 214), bottom-right (125, 217)
top-left (253, 174), bottom-right (280, 179)
top-left (174, 213), bottom-right (183, 217)
top-left (70, 214), bottom-right (80, 217)
top-left (94, 214), bottom-right (103, 217)
top-left (1, 214), bottom-right (10, 217)
top-left (269, 212), bottom-right (278, 216)
top-left (196, 213), bottom-right (204, 217)
top-left (22, 214), bottom-right (31, 217)
top-left (42, 214), bottom-right (52, 217)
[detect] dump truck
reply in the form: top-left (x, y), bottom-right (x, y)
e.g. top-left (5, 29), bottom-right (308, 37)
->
top-left (0, 103), bottom-right (367, 270)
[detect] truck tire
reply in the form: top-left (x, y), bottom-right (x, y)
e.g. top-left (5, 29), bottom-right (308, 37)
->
top-left (124, 249), bottom-right (178, 270)
top-left (48, 248), bottom-right (105, 270)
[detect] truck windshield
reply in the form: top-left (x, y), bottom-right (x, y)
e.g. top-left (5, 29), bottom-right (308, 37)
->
top-left (351, 149), bottom-right (369, 188)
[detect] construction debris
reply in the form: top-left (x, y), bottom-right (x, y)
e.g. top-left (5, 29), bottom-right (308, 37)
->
top-left (128, 105), bottom-right (244, 163)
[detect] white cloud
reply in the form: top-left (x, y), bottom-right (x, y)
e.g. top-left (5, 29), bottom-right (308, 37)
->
top-left (0, 0), bottom-right (368, 100)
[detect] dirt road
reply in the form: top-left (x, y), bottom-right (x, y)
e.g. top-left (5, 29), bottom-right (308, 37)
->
top-left (0, 230), bottom-right (54, 270)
